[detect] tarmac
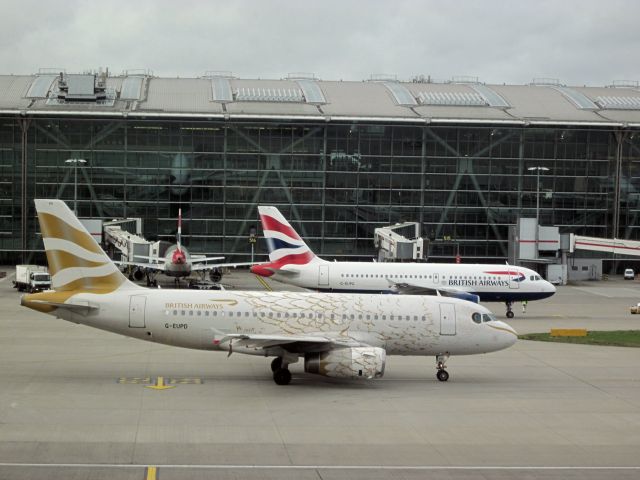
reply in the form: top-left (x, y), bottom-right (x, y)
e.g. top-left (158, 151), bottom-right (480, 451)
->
top-left (1, 268), bottom-right (639, 480)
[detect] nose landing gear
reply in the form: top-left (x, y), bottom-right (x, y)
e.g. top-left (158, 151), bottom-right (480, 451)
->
top-left (436, 353), bottom-right (450, 382)
top-left (505, 301), bottom-right (514, 318)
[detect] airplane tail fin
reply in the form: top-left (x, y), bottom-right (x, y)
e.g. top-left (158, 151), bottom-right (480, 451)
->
top-left (177, 208), bottom-right (182, 251)
top-left (252, 206), bottom-right (321, 276)
top-left (33, 199), bottom-right (140, 292)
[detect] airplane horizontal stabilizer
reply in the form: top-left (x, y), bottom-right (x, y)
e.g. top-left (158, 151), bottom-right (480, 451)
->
top-left (191, 261), bottom-right (257, 272)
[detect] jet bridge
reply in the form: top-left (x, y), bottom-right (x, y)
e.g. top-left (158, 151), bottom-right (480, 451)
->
top-left (103, 218), bottom-right (152, 264)
top-left (570, 234), bottom-right (640, 256)
top-left (374, 222), bottom-right (425, 262)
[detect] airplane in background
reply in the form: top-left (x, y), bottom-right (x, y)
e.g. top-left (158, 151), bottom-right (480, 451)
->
top-left (117, 208), bottom-right (252, 286)
top-left (21, 199), bottom-right (517, 385)
top-left (250, 206), bottom-right (556, 318)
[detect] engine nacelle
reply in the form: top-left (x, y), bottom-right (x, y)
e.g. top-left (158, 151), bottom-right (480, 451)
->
top-left (209, 268), bottom-right (222, 283)
top-left (133, 268), bottom-right (144, 281)
top-left (304, 347), bottom-right (386, 379)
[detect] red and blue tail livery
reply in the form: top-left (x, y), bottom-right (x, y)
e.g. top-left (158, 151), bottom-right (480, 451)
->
top-left (250, 206), bottom-right (322, 277)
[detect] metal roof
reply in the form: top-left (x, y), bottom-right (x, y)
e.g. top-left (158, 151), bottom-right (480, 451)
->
top-left (1, 73), bottom-right (640, 126)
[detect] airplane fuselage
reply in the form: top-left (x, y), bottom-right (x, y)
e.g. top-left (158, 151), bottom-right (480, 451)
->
top-left (270, 261), bottom-right (556, 302)
top-left (25, 289), bottom-right (517, 357)
top-left (163, 245), bottom-right (192, 277)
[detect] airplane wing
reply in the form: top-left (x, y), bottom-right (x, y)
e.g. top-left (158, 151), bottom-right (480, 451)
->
top-left (133, 255), bottom-right (164, 263)
top-left (114, 260), bottom-right (167, 272)
top-left (389, 281), bottom-right (480, 303)
top-left (191, 261), bottom-right (257, 272)
top-left (190, 255), bottom-right (225, 263)
top-left (224, 332), bottom-right (363, 352)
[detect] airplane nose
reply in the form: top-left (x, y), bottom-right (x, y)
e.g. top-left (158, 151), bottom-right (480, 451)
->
top-left (492, 321), bottom-right (518, 349)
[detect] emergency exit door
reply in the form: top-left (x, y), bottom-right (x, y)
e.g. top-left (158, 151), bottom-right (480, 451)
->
top-left (129, 295), bottom-right (146, 328)
top-left (439, 303), bottom-right (456, 335)
top-left (318, 264), bottom-right (329, 287)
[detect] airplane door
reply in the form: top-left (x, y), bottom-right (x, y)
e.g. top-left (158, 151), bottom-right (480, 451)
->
top-left (129, 295), bottom-right (146, 328)
top-left (509, 270), bottom-right (520, 289)
top-left (439, 303), bottom-right (456, 335)
top-left (318, 264), bottom-right (329, 287)
top-left (433, 273), bottom-right (439, 285)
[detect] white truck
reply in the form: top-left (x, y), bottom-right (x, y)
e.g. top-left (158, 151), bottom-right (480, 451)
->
top-left (13, 265), bottom-right (52, 293)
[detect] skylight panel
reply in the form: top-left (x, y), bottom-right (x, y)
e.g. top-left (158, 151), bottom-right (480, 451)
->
top-left (383, 82), bottom-right (417, 106)
top-left (417, 91), bottom-right (487, 106)
top-left (551, 86), bottom-right (598, 110)
top-left (595, 96), bottom-right (640, 110)
top-left (296, 79), bottom-right (326, 104)
top-left (26, 75), bottom-right (57, 98)
top-left (120, 76), bottom-right (144, 100)
top-left (235, 87), bottom-right (304, 103)
top-left (469, 84), bottom-right (510, 108)
top-left (211, 77), bottom-right (233, 102)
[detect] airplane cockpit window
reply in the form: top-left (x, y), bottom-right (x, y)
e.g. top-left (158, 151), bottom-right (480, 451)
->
top-left (482, 313), bottom-right (497, 323)
top-left (472, 312), bottom-right (482, 324)
top-left (535, 275), bottom-right (541, 280)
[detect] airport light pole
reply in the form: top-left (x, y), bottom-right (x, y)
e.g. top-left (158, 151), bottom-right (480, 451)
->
top-left (528, 166), bottom-right (549, 258)
top-left (65, 158), bottom-right (87, 215)
top-left (528, 166), bottom-right (550, 227)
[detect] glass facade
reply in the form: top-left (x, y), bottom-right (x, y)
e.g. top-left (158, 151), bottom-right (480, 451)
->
top-left (1, 116), bottom-right (639, 264)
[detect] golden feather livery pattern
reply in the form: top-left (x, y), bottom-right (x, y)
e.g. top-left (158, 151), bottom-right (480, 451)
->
top-left (32, 200), bottom-right (128, 294)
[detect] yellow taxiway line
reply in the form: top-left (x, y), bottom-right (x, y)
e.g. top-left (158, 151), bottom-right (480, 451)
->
top-left (254, 274), bottom-right (273, 291)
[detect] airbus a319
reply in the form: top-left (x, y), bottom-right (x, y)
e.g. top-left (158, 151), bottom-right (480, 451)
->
top-left (21, 200), bottom-right (518, 385)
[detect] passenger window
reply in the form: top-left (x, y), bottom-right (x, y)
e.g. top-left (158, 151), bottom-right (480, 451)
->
top-left (229, 312), bottom-right (233, 317)
top-left (472, 312), bottom-right (482, 324)
top-left (181, 310), bottom-right (185, 316)
top-left (197, 311), bottom-right (201, 316)
top-left (173, 310), bottom-right (177, 315)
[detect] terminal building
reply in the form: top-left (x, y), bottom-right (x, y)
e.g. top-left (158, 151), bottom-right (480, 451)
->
top-left (1, 70), bottom-right (640, 269)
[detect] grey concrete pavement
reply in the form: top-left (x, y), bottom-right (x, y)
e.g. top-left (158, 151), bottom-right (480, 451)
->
top-left (1, 268), bottom-right (639, 479)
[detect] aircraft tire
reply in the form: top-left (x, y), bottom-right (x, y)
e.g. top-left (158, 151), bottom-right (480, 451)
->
top-left (506, 311), bottom-right (514, 319)
top-left (273, 368), bottom-right (292, 385)
top-left (270, 357), bottom-right (283, 372)
top-left (436, 369), bottom-right (449, 382)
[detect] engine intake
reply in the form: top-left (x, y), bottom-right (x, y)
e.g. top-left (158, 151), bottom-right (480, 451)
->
top-left (304, 347), bottom-right (386, 379)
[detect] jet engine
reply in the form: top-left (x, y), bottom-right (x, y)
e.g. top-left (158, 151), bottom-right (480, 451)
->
top-left (304, 347), bottom-right (386, 379)
top-left (209, 268), bottom-right (222, 283)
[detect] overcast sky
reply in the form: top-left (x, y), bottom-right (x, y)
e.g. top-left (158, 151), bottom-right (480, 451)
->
top-left (1, 0), bottom-right (639, 86)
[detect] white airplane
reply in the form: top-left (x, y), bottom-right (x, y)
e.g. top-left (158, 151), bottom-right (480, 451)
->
top-left (250, 206), bottom-right (556, 318)
top-left (21, 199), bottom-right (517, 385)
top-left (118, 208), bottom-right (252, 285)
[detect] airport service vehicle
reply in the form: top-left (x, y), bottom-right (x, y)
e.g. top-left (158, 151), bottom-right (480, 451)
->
top-left (624, 268), bottom-right (635, 280)
top-left (13, 265), bottom-right (51, 293)
top-left (250, 206), bottom-right (556, 318)
top-left (117, 208), bottom-right (253, 285)
top-left (20, 199), bottom-right (517, 385)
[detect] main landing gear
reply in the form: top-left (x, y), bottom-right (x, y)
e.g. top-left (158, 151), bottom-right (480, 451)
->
top-left (505, 301), bottom-right (514, 319)
top-left (271, 357), bottom-right (292, 385)
top-left (436, 353), bottom-right (450, 382)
